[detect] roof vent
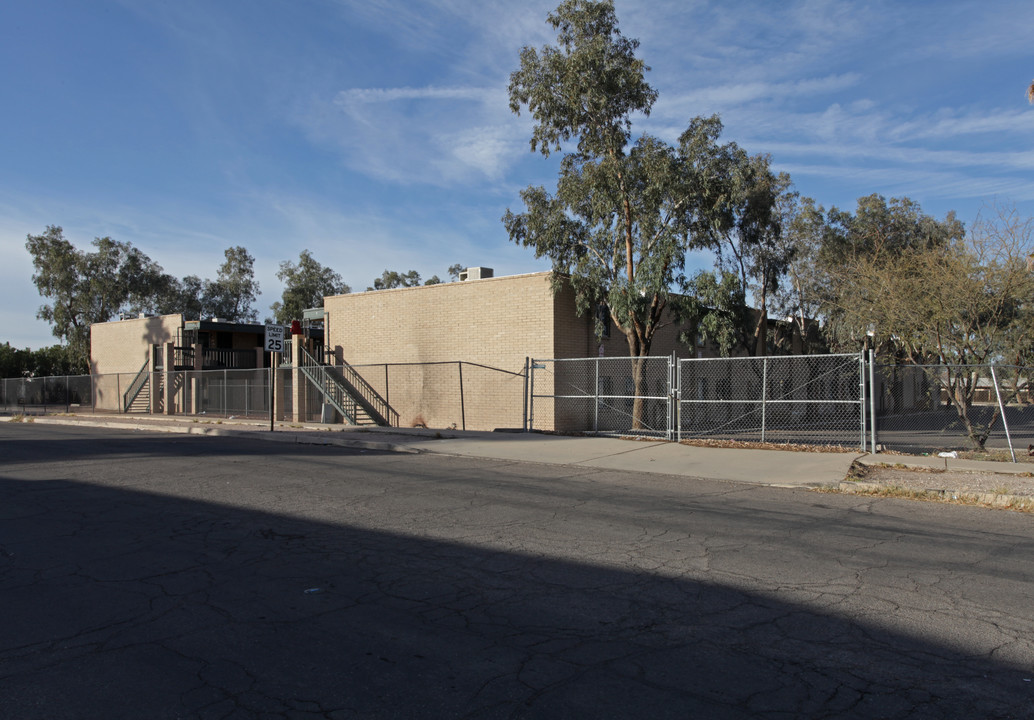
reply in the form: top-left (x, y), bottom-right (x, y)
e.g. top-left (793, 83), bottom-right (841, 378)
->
top-left (459, 267), bottom-right (493, 281)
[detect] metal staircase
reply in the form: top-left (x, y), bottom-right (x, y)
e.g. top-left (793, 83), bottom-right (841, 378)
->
top-left (297, 346), bottom-right (398, 427)
top-left (123, 359), bottom-right (151, 413)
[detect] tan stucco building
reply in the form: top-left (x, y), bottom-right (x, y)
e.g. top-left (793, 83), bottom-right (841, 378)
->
top-left (88, 269), bottom-right (806, 431)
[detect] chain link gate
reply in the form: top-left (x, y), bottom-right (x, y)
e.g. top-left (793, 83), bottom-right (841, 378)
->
top-left (527, 356), bottom-right (675, 438)
top-left (677, 353), bottom-right (866, 448)
top-left (528, 353), bottom-right (867, 449)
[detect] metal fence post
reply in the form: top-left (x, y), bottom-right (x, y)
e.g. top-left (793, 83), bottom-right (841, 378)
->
top-left (666, 353), bottom-right (674, 441)
top-left (990, 364), bottom-right (1017, 463)
top-left (527, 358), bottom-right (535, 432)
top-left (868, 350), bottom-right (877, 454)
top-left (675, 358), bottom-right (682, 442)
top-left (859, 352), bottom-right (866, 452)
top-left (761, 357), bottom-right (768, 443)
top-left (458, 362), bottom-right (466, 431)
top-left (594, 356), bottom-right (599, 433)
top-left (522, 357), bottom-right (529, 431)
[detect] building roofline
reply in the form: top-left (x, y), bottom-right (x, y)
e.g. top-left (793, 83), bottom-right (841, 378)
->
top-left (324, 270), bottom-right (553, 300)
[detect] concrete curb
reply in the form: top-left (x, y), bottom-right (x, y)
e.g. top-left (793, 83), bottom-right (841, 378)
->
top-left (3, 415), bottom-right (422, 454)
top-left (839, 480), bottom-right (1034, 508)
top-left (856, 453), bottom-right (1034, 476)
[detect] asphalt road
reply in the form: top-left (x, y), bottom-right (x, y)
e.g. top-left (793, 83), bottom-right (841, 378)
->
top-left (1, 424), bottom-right (1032, 719)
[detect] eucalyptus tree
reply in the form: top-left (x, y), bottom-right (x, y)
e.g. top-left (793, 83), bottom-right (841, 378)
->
top-left (368, 269), bottom-right (422, 291)
top-left (25, 226), bottom-right (167, 371)
top-left (271, 250), bottom-right (350, 324)
top-left (204, 246), bottom-right (260, 322)
top-left (504, 0), bottom-right (740, 424)
top-left (771, 196), bottom-right (829, 353)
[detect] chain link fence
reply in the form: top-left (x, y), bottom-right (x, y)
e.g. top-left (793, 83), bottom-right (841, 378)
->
top-left (2, 361), bottom-right (527, 430)
top-left (529, 353), bottom-right (865, 448)
top-left (874, 363), bottom-right (1034, 455)
top-left (1, 375), bottom-right (95, 413)
top-left (350, 360), bottom-right (527, 431)
top-left (528, 357), bottom-right (675, 438)
top-left (9, 359), bottom-right (1034, 457)
top-left (678, 354), bottom-right (864, 447)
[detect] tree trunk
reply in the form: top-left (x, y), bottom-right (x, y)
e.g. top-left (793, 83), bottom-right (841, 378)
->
top-left (626, 329), bottom-right (650, 431)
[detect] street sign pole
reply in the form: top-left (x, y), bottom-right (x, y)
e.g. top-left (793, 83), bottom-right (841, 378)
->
top-left (264, 325), bottom-right (286, 433)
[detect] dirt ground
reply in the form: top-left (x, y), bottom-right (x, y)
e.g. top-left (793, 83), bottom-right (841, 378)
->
top-left (838, 463), bottom-right (1034, 511)
top-left (678, 438), bottom-right (1034, 511)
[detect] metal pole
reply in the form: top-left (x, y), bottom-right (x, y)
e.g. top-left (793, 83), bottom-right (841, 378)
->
top-left (269, 355), bottom-right (274, 431)
top-left (522, 357), bottom-right (529, 431)
top-left (223, 369), bottom-right (227, 417)
top-left (989, 364), bottom-right (1016, 463)
top-left (667, 353), bottom-right (674, 441)
top-left (761, 357), bottom-right (768, 443)
top-left (676, 359), bottom-right (682, 442)
top-left (868, 349), bottom-right (877, 454)
top-left (458, 362), bottom-right (466, 431)
top-left (528, 358), bottom-right (536, 432)
top-left (859, 352), bottom-right (866, 452)
top-left (594, 356), bottom-right (599, 433)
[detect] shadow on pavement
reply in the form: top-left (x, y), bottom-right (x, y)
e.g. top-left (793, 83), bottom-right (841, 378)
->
top-left (1, 429), bottom-right (1031, 718)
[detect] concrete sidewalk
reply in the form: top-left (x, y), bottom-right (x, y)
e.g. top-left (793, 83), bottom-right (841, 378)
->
top-left (11, 411), bottom-right (1033, 488)
top-left (7, 412), bottom-right (863, 488)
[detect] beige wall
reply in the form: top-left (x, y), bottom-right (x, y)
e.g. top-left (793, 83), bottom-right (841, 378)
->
top-left (326, 272), bottom-right (560, 366)
top-left (90, 314), bottom-right (184, 375)
top-left (321, 272), bottom-right (733, 431)
top-left (322, 272), bottom-right (811, 432)
top-left (89, 314), bottom-right (183, 413)
top-left (325, 272), bottom-right (564, 430)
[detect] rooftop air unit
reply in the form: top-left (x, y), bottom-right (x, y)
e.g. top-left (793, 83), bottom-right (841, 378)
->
top-left (459, 267), bottom-right (494, 281)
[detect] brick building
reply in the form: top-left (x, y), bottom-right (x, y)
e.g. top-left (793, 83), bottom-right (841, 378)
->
top-left (321, 270), bottom-right (720, 431)
top-left (88, 268), bottom-right (808, 431)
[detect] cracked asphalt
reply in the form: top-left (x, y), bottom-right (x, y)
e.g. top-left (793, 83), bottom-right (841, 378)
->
top-left (1, 423), bottom-right (1033, 719)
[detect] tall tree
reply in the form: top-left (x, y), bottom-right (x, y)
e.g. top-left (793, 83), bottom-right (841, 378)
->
top-left (271, 250), bottom-right (350, 324)
top-left (368, 270), bottom-right (422, 291)
top-left (826, 203), bottom-right (1030, 449)
top-left (710, 151), bottom-right (795, 355)
top-left (25, 226), bottom-right (166, 371)
top-left (504, 0), bottom-right (734, 424)
top-left (771, 196), bottom-right (828, 353)
top-left (818, 194), bottom-right (965, 350)
top-left (204, 246), bottom-right (260, 322)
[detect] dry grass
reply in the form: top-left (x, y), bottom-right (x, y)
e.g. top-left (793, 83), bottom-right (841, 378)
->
top-left (823, 462), bottom-right (1034, 513)
top-left (678, 438), bottom-right (856, 454)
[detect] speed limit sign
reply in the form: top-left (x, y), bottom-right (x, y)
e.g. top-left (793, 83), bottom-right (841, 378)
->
top-left (264, 325), bottom-right (285, 352)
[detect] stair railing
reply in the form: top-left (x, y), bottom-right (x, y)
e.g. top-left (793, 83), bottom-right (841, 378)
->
top-left (122, 358), bottom-right (151, 413)
top-left (298, 345), bottom-right (398, 426)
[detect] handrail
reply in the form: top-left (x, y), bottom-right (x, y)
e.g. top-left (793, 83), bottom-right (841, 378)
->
top-left (298, 345), bottom-right (398, 426)
top-left (174, 345), bottom-right (194, 368)
top-left (201, 348), bottom-right (258, 370)
top-left (298, 360), bottom-right (357, 424)
top-left (122, 358), bottom-right (151, 412)
top-left (332, 357), bottom-right (397, 428)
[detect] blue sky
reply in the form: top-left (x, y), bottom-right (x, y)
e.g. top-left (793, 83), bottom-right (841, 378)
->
top-left (2, 0), bottom-right (1032, 350)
